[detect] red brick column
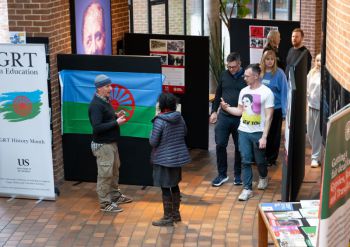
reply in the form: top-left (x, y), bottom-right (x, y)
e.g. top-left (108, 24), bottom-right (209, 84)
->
top-left (300, 0), bottom-right (322, 59)
top-left (326, 0), bottom-right (350, 92)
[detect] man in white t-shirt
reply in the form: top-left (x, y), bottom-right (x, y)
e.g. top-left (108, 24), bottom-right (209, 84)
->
top-left (221, 64), bottom-right (274, 201)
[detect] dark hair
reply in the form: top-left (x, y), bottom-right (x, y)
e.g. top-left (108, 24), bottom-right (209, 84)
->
top-left (246, 63), bottom-right (261, 76)
top-left (242, 94), bottom-right (253, 103)
top-left (226, 52), bottom-right (241, 63)
top-left (292, 28), bottom-right (304, 38)
top-left (158, 93), bottom-right (177, 112)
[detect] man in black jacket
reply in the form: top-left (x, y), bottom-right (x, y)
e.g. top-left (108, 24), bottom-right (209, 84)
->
top-left (285, 28), bottom-right (312, 78)
top-left (88, 74), bottom-right (132, 212)
top-left (210, 52), bottom-right (246, 187)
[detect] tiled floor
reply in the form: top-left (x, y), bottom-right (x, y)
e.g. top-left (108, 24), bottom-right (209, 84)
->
top-left (0, 125), bottom-right (321, 247)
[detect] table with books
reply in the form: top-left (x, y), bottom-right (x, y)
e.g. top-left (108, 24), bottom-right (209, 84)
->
top-left (258, 200), bottom-right (319, 247)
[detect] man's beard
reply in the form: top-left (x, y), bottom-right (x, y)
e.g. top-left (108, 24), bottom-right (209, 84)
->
top-left (293, 41), bottom-right (301, 47)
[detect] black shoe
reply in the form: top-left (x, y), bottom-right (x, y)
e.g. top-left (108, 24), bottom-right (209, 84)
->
top-left (233, 177), bottom-right (243, 185)
top-left (212, 175), bottom-right (229, 187)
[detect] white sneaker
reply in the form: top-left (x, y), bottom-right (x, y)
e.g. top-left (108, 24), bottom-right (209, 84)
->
top-left (238, 189), bottom-right (253, 201)
top-left (311, 160), bottom-right (319, 168)
top-left (257, 177), bottom-right (269, 190)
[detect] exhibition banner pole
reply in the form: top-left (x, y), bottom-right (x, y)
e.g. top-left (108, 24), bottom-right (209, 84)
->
top-left (0, 44), bottom-right (55, 200)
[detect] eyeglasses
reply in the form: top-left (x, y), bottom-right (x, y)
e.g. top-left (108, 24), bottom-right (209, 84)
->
top-left (227, 65), bottom-right (239, 70)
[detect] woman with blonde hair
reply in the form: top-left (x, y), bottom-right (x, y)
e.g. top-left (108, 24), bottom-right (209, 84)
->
top-left (307, 53), bottom-right (322, 168)
top-left (260, 50), bottom-right (288, 166)
top-left (263, 30), bottom-right (285, 70)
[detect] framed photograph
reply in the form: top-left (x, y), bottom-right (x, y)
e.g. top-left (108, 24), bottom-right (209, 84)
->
top-left (73, 0), bottom-right (112, 55)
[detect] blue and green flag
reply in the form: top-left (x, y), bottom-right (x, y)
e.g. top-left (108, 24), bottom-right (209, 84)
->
top-left (59, 70), bottom-right (163, 138)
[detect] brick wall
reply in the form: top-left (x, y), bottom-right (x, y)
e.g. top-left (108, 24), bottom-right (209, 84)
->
top-left (111, 0), bottom-right (129, 54)
top-left (7, 0), bottom-right (129, 185)
top-left (326, 0), bottom-right (350, 92)
top-left (0, 0), bottom-right (9, 42)
top-left (300, 0), bottom-right (322, 59)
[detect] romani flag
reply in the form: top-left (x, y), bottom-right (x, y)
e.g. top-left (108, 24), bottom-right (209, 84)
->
top-left (59, 70), bottom-right (163, 138)
top-left (0, 90), bottom-right (43, 122)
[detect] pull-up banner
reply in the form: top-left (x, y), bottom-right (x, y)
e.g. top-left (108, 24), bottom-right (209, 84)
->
top-left (0, 44), bottom-right (55, 200)
top-left (318, 104), bottom-right (350, 247)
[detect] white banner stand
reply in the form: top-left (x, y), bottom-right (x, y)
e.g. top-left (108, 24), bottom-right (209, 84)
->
top-left (0, 44), bottom-right (55, 200)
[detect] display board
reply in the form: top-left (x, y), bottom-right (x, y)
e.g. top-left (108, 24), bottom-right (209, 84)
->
top-left (282, 50), bottom-right (308, 202)
top-left (124, 33), bottom-right (209, 150)
top-left (57, 54), bottom-right (162, 185)
top-left (0, 44), bottom-right (55, 200)
top-left (229, 18), bottom-right (300, 67)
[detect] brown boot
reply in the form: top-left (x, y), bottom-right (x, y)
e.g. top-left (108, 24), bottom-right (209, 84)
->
top-left (152, 195), bottom-right (174, 226)
top-left (172, 191), bottom-right (181, 222)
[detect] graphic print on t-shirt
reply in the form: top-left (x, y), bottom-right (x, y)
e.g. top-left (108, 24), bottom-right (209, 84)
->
top-left (241, 94), bottom-right (261, 125)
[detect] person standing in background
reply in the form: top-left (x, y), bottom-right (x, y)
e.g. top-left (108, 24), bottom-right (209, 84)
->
top-left (209, 52), bottom-right (246, 187)
top-left (263, 30), bottom-right (285, 71)
top-left (260, 50), bottom-right (288, 166)
top-left (150, 93), bottom-right (191, 227)
top-left (285, 28), bottom-right (312, 78)
top-left (307, 53), bottom-right (322, 168)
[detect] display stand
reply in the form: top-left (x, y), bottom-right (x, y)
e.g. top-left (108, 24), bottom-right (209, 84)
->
top-left (124, 33), bottom-right (209, 150)
top-left (229, 18), bottom-right (300, 67)
top-left (258, 201), bottom-right (319, 247)
top-left (57, 54), bottom-right (162, 186)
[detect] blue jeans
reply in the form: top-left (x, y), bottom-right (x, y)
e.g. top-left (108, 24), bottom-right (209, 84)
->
top-left (238, 131), bottom-right (268, 190)
top-left (214, 112), bottom-right (241, 178)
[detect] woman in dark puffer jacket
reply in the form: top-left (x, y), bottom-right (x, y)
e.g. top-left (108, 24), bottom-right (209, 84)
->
top-left (150, 93), bottom-right (191, 226)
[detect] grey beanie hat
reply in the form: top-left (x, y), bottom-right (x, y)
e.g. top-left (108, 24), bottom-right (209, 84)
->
top-left (95, 74), bottom-right (112, 88)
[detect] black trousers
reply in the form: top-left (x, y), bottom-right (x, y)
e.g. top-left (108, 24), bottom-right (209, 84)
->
top-left (266, 108), bottom-right (283, 163)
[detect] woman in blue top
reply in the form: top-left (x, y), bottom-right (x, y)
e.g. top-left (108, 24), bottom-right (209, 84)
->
top-left (260, 50), bottom-right (288, 166)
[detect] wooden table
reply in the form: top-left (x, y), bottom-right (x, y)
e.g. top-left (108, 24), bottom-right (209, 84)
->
top-left (258, 205), bottom-right (280, 247)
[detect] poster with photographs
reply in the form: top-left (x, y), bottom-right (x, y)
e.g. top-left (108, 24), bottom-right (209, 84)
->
top-left (249, 25), bottom-right (278, 64)
top-left (150, 39), bottom-right (185, 94)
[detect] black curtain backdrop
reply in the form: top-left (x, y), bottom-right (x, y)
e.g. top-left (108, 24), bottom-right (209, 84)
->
top-left (57, 54), bottom-right (162, 185)
top-left (124, 33), bottom-right (209, 150)
top-left (229, 18), bottom-right (300, 67)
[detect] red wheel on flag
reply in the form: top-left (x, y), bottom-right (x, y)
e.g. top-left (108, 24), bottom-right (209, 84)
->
top-left (110, 84), bottom-right (135, 122)
top-left (13, 95), bottom-right (32, 117)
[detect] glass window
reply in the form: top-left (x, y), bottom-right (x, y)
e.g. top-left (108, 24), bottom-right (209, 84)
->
top-left (151, 4), bottom-right (166, 34)
top-left (292, 0), bottom-right (300, 21)
top-left (186, 0), bottom-right (202, 35)
top-left (257, 0), bottom-right (271, 19)
top-left (169, 0), bottom-right (184, 35)
top-left (244, 0), bottom-right (254, 19)
top-left (132, 0), bottom-right (148, 33)
top-left (276, 0), bottom-right (288, 20)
